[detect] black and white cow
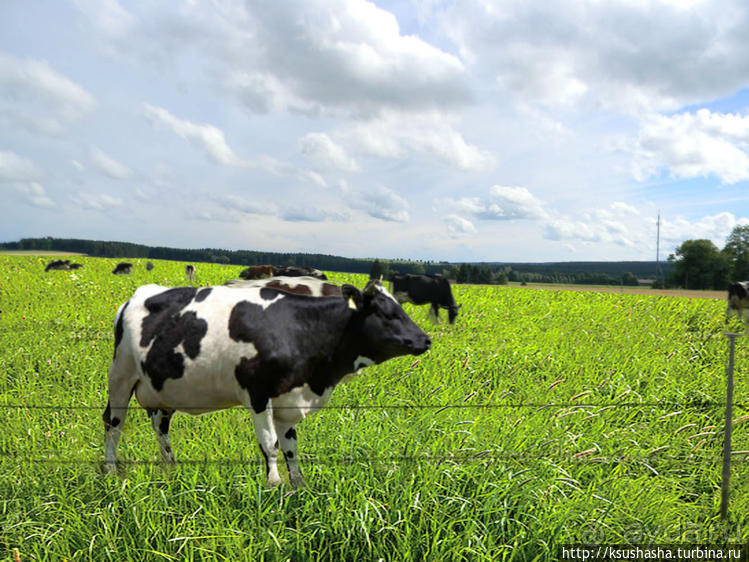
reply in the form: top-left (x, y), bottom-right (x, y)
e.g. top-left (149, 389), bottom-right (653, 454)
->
top-left (103, 279), bottom-right (430, 487)
top-left (391, 274), bottom-right (460, 324)
top-left (272, 266), bottom-right (327, 280)
top-left (185, 264), bottom-right (196, 282)
top-left (225, 276), bottom-right (341, 297)
top-left (727, 281), bottom-right (749, 326)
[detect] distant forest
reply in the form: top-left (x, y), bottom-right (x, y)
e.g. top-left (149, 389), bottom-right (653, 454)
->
top-left (1, 237), bottom-right (667, 286)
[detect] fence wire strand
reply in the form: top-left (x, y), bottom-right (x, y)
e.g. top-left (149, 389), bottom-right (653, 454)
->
top-left (1, 401), bottom-right (748, 411)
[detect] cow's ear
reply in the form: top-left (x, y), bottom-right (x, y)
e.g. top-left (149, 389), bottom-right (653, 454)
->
top-left (342, 284), bottom-right (363, 310)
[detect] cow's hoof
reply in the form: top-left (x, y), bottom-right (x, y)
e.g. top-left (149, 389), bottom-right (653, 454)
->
top-left (265, 477), bottom-right (282, 488)
top-left (290, 476), bottom-right (307, 489)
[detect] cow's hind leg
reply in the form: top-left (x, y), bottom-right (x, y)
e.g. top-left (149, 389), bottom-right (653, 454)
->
top-left (148, 408), bottom-right (175, 463)
top-left (245, 401), bottom-right (281, 487)
top-left (103, 359), bottom-right (137, 473)
top-left (276, 420), bottom-right (305, 488)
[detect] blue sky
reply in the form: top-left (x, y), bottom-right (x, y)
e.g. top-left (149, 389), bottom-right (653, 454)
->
top-left (2, 0), bottom-right (749, 262)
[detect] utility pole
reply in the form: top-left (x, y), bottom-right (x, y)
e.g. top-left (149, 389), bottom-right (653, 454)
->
top-left (655, 211), bottom-right (661, 286)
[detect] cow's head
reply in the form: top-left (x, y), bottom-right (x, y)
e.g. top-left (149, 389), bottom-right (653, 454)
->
top-left (342, 280), bottom-right (431, 362)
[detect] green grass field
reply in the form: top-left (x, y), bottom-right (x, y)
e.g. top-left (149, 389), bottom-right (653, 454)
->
top-left (1, 255), bottom-right (747, 560)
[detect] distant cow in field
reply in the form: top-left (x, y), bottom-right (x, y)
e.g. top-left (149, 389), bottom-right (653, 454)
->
top-left (272, 265), bottom-right (327, 280)
top-left (146, 262), bottom-right (154, 271)
top-left (103, 279), bottom-right (430, 487)
top-left (239, 265), bottom-right (275, 280)
top-left (391, 274), bottom-right (460, 324)
top-left (45, 259), bottom-right (71, 272)
top-left (225, 276), bottom-right (342, 297)
top-left (185, 264), bottom-right (196, 282)
top-left (112, 263), bottom-right (133, 275)
top-left (727, 281), bottom-right (749, 326)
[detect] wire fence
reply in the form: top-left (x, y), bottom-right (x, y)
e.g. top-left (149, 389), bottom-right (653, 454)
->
top-left (1, 401), bottom-right (748, 410)
top-left (4, 452), bottom-right (749, 467)
top-left (2, 398), bottom-right (747, 466)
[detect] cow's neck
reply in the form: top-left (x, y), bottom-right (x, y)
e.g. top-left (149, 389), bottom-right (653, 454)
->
top-left (301, 307), bottom-right (377, 394)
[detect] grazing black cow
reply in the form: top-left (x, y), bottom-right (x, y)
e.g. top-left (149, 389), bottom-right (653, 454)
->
top-left (272, 265), bottom-right (327, 280)
top-left (185, 264), bottom-right (196, 282)
top-left (727, 281), bottom-right (749, 326)
top-left (112, 263), bottom-right (133, 275)
top-left (103, 279), bottom-right (430, 487)
top-left (45, 259), bottom-right (71, 272)
top-left (146, 262), bottom-right (155, 271)
top-left (239, 265), bottom-right (275, 280)
top-left (391, 274), bottom-right (460, 324)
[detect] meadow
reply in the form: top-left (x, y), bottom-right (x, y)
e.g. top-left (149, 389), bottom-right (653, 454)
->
top-left (0, 255), bottom-right (747, 561)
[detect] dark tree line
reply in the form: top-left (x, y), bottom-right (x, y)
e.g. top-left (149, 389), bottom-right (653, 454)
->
top-left (1, 237), bottom-right (442, 275)
top-left (4, 236), bottom-right (662, 286)
top-left (667, 225), bottom-right (749, 290)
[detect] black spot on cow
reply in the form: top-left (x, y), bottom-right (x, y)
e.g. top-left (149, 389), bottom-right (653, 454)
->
top-left (140, 287), bottom-right (208, 391)
top-left (229, 297), bottom-right (346, 410)
top-left (234, 355), bottom-right (280, 413)
top-left (159, 412), bottom-right (171, 435)
top-left (285, 427), bottom-right (297, 440)
top-left (259, 287), bottom-right (285, 301)
top-left (140, 288), bottom-right (197, 347)
top-left (111, 417), bottom-right (120, 428)
top-left (195, 287), bottom-right (212, 302)
top-left (284, 450), bottom-right (294, 460)
top-left (113, 301), bottom-right (130, 359)
top-left (102, 402), bottom-right (112, 429)
top-left (264, 280), bottom-right (313, 296)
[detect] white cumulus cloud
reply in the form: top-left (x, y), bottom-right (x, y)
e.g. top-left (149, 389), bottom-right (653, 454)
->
top-left (444, 214), bottom-right (477, 237)
top-left (142, 103), bottom-right (245, 167)
top-left (89, 146), bottom-right (132, 179)
top-left (0, 52), bottom-right (95, 134)
top-left (299, 133), bottom-right (359, 172)
top-left (70, 192), bottom-right (124, 211)
top-left (632, 109), bottom-right (749, 184)
top-left (351, 185), bottom-right (409, 222)
top-left (444, 185), bottom-right (549, 221)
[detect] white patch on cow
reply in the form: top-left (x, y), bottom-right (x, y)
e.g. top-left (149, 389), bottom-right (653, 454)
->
top-left (376, 283), bottom-right (400, 304)
top-left (272, 384), bottom-right (334, 425)
top-left (353, 355), bottom-right (375, 370)
top-left (347, 296), bottom-right (358, 309)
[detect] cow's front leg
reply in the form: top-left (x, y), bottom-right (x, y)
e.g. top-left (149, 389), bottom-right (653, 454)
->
top-left (429, 302), bottom-right (440, 323)
top-left (275, 420), bottom-right (305, 488)
top-left (248, 403), bottom-right (281, 487)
